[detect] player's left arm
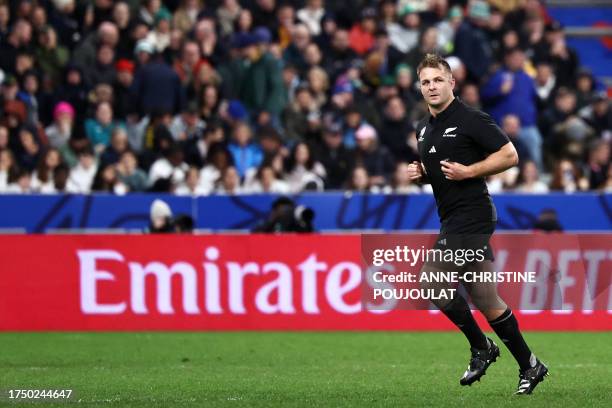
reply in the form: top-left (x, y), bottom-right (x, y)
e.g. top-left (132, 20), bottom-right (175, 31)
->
top-left (441, 142), bottom-right (518, 180)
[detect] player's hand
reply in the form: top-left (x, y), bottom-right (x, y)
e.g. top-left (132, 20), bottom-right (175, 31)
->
top-left (407, 161), bottom-right (423, 181)
top-left (440, 160), bottom-right (473, 180)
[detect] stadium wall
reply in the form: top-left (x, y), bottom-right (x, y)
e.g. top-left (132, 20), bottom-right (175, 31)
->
top-left (0, 193), bottom-right (610, 232)
top-left (0, 234), bottom-right (610, 331)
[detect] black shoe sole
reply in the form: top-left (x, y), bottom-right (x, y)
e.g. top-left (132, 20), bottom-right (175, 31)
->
top-left (460, 344), bottom-right (501, 386)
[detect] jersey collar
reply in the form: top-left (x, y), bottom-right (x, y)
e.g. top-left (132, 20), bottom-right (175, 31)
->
top-left (428, 97), bottom-right (461, 124)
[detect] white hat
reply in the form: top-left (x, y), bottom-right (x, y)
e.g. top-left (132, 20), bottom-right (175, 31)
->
top-left (135, 39), bottom-right (154, 55)
top-left (446, 56), bottom-right (463, 72)
top-left (150, 199), bottom-right (172, 222)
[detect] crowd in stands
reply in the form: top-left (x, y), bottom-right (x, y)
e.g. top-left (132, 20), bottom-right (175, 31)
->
top-left (0, 0), bottom-right (610, 195)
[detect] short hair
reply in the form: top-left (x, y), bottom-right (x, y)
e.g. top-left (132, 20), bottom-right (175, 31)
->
top-left (416, 54), bottom-right (452, 77)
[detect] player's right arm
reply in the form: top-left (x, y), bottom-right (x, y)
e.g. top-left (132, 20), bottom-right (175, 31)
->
top-left (408, 161), bottom-right (430, 184)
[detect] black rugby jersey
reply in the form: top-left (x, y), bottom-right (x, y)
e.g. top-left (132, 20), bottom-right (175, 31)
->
top-left (416, 98), bottom-right (510, 221)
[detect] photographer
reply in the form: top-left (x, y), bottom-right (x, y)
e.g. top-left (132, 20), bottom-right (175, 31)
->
top-left (252, 196), bottom-right (315, 233)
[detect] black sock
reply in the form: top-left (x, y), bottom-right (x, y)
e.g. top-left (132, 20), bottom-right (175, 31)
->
top-left (441, 295), bottom-right (488, 350)
top-left (488, 309), bottom-right (534, 371)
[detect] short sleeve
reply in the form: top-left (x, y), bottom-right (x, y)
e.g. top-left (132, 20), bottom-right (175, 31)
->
top-left (468, 110), bottom-right (510, 154)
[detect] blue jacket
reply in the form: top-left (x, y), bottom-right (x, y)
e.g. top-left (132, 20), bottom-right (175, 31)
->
top-left (228, 142), bottom-right (263, 178)
top-left (131, 61), bottom-right (185, 116)
top-left (480, 68), bottom-right (538, 127)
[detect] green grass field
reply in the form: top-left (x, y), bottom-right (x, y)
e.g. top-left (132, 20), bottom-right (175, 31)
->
top-left (1, 332), bottom-right (610, 407)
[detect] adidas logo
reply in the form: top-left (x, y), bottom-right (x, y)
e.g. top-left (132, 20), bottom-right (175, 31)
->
top-left (429, 146), bottom-right (437, 153)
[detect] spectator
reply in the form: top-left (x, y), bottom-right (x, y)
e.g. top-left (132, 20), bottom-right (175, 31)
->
top-left (534, 59), bottom-right (557, 108)
top-left (0, 18), bottom-right (32, 75)
top-left (372, 27), bottom-right (406, 79)
top-left (460, 83), bottom-right (481, 109)
top-left (453, 0), bottom-right (493, 81)
top-left (502, 114), bottom-right (531, 164)
top-left (113, 59), bottom-right (136, 120)
top-left (199, 85), bottom-right (221, 124)
top-left (315, 122), bottom-right (354, 190)
top-left (131, 42), bottom-right (185, 116)
top-left (5, 167), bottom-right (32, 194)
top-left (85, 102), bottom-right (124, 153)
top-left (406, 26), bottom-right (444, 71)
top-left (173, 40), bottom-right (206, 87)
top-left (15, 127), bottom-right (40, 172)
top-left (148, 144), bottom-right (188, 185)
top-left (193, 17), bottom-right (226, 67)
top-left (388, 5), bottom-right (421, 54)
top-left (515, 160), bottom-right (549, 194)
top-left (604, 166), bottom-right (612, 192)
top-left (349, 8), bottom-right (377, 56)
top-left (323, 29), bottom-right (356, 82)
top-left (395, 64), bottom-right (418, 114)
top-left (392, 162), bottom-right (421, 194)
top-left (68, 147), bottom-right (98, 193)
top-left (32, 148), bottom-right (63, 193)
top-left (175, 165), bottom-right (207, 195)
top-left (284, 142), bottom-right (325, 193)
top-left (112, 2), bottom-right (133, 59)
top-left (246, 164), bottom-right (290, 193)
top-left (51, 163), bottom-right (70, 193)
top-left (539, 87), bottom-right (594, 161)
top-left (575, 68), bottom-right (597, 110)
top-left (16, 71), bottom-right (40, 127)
top-left (0, 3), bottom-right (9, 44)
top-left (170, 102), bottom-right (205, 142)
top-left (283, 24), bottom-right (311, 74)
top-left (579, 91), bottom-right (612, 139)
top-left (72, 22), bottom-right (119, 72)
top-left (217, 0), bottom-right (242, 38)
top-left (34, 25), bottom-right (69, 88)
top-left (346, 166), bottom-right (370, 192)
top-left (116, 150), bottom-right (148, 192)
top-left (200, 143), bottom-right (233, 193)
top-left (45, 101), bottom-right (75, 148)
top-left (91, 163), bottom-right (127, 194)
top-left (297, 0), bottom-right (325, 36)
top-left (585, 140), bottom-right (610, 190)
top-left (282, 84), bottom-right (318, 144)
top-left (54, 65), bottom-right (89, 128)
top-left (173, 0), bottom-right (203, 34)
top-left (354, 123), bottom-right (395, 188)
top-left (227, 121), bottom-right (263, 179)
top-left (536, 21), bottom-right (579, 88)
top-left (0, 149), bottom-right (17, 192)
top-left (215, 165), bottom-right (242, 194)
top-left (549, 158), bottom-right (588, 193)
top-left (481, 47), bottom-right (543, 170)
top-left (379, 96), bottom-right (418, 163)
top-left (100, 127), bottom-right (130, 166)
top-left (86, 44), bottom-right (116, 86)
top-left (306, 67), bottom-right (328, 108)
top-left (436, 5), bottom-right (463, 54)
